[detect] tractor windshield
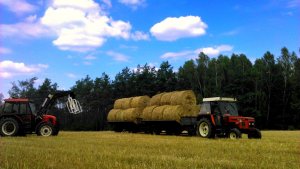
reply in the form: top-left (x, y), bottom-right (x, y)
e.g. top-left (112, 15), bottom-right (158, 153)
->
top-left (219, 102), bottom-right (238, 116)
top-left (29, 102), bottom-right (36, 116)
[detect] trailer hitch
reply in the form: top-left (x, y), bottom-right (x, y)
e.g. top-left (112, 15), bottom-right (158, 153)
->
top-left (66, 96), bottom-right (83, 114)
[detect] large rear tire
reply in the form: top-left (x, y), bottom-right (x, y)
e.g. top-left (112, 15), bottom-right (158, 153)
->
top-left (37, 123), bottom-right (54, 137)
top-left (196, 118), bottom-right (215, 138)
top-left (228, 128), bottom-right (242, 139)
top-left (0, 118), bottom-right (19, 136)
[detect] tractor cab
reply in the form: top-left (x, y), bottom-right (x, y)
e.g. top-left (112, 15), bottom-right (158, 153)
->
top-left (197, 97), bottom-right (261, 139)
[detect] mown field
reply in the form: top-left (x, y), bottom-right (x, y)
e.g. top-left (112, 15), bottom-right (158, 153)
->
top-left (0, 131), bottom-right (299, 169)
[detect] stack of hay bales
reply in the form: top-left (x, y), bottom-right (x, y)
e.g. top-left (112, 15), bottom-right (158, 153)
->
top-left (107, 96), bottom-right (150, 122)
top-left (142, 90), bottom-right (199, 122)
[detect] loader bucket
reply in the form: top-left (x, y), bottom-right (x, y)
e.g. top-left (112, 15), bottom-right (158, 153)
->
top-left (66, 96), bottom-right (83, 114)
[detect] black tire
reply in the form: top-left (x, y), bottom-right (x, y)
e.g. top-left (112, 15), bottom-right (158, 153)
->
top-left (196, 118), bottom-right (215, 138)
top-left (228, 128), bottom-right (242, 139)
top-left (36, 123), bottom-right (54, 137)
top-left (248, 128), bottom-right (262, 139)
top-left (0, 118), bottom-right (19, 136)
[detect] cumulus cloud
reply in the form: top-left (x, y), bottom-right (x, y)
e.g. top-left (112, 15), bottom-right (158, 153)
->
top-left (106, 51), bottom-right (129, 62)
top-left (0, 60), bottom-right (48, 78)
top-left (0, 47), bottom-right (12, 54)
top-left (1, 0), bottom-right (147, 52)
top-left (0, 0), bottom-right (36, 15)
top-left (118, 0), bottom-right (145, 9)
top-left (150, 16), bottom-right (208, 41)
top-left (161, 45), bottom-right (233, 59)
top-left (84, 55), bottom-right (97, 60)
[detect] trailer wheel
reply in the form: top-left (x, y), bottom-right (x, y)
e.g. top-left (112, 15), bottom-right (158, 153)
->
top-left (196, 118), bottom-right (215, 138)
top-left (248, 128), bottom-right (261, 139)
top-left (37, 123), bottom-right (54, 137)
top-left (228, 128), bottom-right (241, 139)
top-left (0, 118), bottom-right (19, 136)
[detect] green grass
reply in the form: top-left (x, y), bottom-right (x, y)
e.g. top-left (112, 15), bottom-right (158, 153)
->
top-left (0, 131), bottom-right (299, 169)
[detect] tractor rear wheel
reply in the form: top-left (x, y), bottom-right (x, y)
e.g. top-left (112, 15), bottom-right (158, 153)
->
top-left (248, 128), bottom-right (262, 139)
top-left (228, 128), bottom-right (241, 139)
top-left (37, 123), bottom-right (54, 137)
top-left (196, 118), bottom-right (215, 138)
top-left (0, 118), bottom-right (19, 136)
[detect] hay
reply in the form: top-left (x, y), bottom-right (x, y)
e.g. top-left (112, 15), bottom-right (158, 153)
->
top-left (142, 106), bottom-right (158, 120)
top-left (122, 108), bottom-right (142, 122)
top-left (160, 92), bottom-right (175, 105)
top-left (107, 109), bottom-right (119, 121)
top-left (113, 99), bottom-right (124, 109)
top-left (181, 105), bottom-right (200, 117)
top-left (152, 105), bottom-right (168, 120)
top-left (115, 110), bottom-right (124, 121)
top-left (170, 90), bottom-right (196, 105)
top-left (149, 93), bottom-right (165, 106)
top-left (130, 96), bottom-right (150, 108)
top-left (121, 97), bottom-right (133, 109)
top-left (163, 105), bottom-right (183, 122)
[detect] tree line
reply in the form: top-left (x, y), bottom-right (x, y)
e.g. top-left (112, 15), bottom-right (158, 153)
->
top-left (3, 47), bottom-right (300, 130)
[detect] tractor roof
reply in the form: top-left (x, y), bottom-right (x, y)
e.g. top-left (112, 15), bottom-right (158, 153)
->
top-left (203, 97), bottom-right (237, 102)
top-left (4, 98), bottom-right (30, 102)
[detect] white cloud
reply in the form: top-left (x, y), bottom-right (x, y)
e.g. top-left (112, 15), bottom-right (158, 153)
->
top-left (102, 0), bottom-right (112, 8)
top-left (66, 73), bottom-right (77, 78)
top-left (0, 0), bottom-right (36, 15)
top-left (131, 31), bottom-right (149, 41)
top-left (161, 45), bottom-right (233, 59)
top-left (106, 51), bottom-right (129, 62)
top-left (0, 60), bottom-right (48, 78)
top-left (118, 0), bottom-right (145, 9)
top-left (84, 55), bottom-right (97, 60)
top-left (83, 61), bottom-right (92, 65)
top-left (150, 16), bottom-right (208, 41)
top-left (287, 0), bottom-right (300, 8)
top-left (0, 47), bottom-right (12, 54)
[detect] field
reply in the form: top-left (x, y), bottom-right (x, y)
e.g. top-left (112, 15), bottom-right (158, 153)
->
top-left (0, 131), bottom-right (299, 169)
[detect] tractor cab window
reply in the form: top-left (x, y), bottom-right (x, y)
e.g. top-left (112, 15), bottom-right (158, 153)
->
top-left (218, 102), bottom-right (238, 116)
top-left (200, 102), bottom-right (211, 114)
top-left (12, 103), bottom-right (19, 114)
top-left (3, 102), bottom-right (13, 113)
top-left (29, 103), bottom-right (36, 116)
top-left (20, 103), bottom-right (28, 114)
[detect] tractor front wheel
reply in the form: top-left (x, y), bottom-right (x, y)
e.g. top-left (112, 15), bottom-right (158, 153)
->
top-left (228, 128), bottom-right (242, 139)
top-left (0, 118), bottom-right (19, 136)
top-left (37, 123), bottom-right (54, 137)
top-left (196, 118), bottom-right (215, 138)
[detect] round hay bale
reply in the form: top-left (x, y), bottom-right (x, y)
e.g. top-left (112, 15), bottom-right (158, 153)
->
top-left (160, 92), bottom-right (175, 105)
top-left (163, 105), bottom-right (182, 121)
top-left (113, 99), bottom-right (124, 109)
top-left (170, 90), bottom-right (196, 105)
top-left (130, 96), bottom-right (150, 108)
top-left (181, 105), bottom-right (200, 117)
top-left (149, 93), bottom-right (165, 106)
top-left (123, 108), bottom-right (142, 122)
top-left (107, 109), bottom-right (121, 121)
top-left (152, 105), bottom-right (168, 120)
top-left (121, 97), bottom-right (133, 109)
top-left (142, 106), bottom-right (158, 120)
top-left (115, 110), bottom-right (124, 121)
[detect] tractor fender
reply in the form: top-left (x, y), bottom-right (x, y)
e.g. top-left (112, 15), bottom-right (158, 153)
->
top-left (196, 114), bottom-right (216, 127)
top-left (0, 115), bottom-right (22, 126)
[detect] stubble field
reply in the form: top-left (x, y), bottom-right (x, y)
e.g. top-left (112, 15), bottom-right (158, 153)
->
top-left (0, 131), bottom-right (299, 169)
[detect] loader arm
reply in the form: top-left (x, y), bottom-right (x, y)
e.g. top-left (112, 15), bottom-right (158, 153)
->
top-left (36, 91), bottom-right (82, 118)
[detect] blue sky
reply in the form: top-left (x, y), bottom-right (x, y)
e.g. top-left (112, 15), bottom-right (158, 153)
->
top-left (0, 0), bottom-right (299, 98)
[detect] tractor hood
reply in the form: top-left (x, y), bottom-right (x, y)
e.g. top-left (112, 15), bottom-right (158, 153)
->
top-left (42, 115), bottom-right (57, 125)
top-left (224, 115), bottom-right (256, 129)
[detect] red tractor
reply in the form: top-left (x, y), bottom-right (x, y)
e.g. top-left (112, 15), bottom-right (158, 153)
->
top-left (0, 91), bottom-right (82, 137)
top-left (196, 97), bottom-right (261, 139)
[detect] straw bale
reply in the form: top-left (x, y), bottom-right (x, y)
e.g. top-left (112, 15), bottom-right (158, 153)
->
top-left (107, 109), bottom-right (121, 121)
top-left (115, 110), bottom-right (124, 121)
top-left (130, 96), bottom-right (150, 108)
top-left (113, 99), bottom-right (124, 109)
top-left (149, 93), bottom-right (165, 106)
top-left (170, 90), bottom-right (196, 105)
top-left (122, 108), bottom-right (142, 122)
top-left (181, 105), bottom-right (200, 117)
top-left (142, 106), bottom-right (158, 120)
top-left (160, 92), bottom-right (175, 105)
top-left (163, 105), bottom-right (183, 121)
top-left (121, 97), bottom-right (133, 109)
top-left (152, 105), bottom-right (168, 120)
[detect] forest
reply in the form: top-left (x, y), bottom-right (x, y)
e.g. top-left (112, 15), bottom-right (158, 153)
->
top-left (2, 47), bottom-right (300, 130)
